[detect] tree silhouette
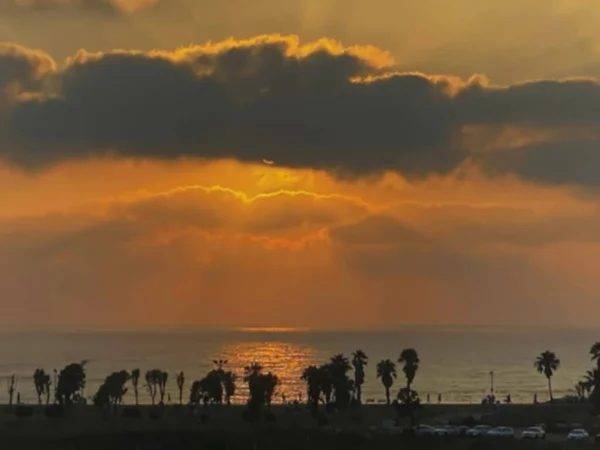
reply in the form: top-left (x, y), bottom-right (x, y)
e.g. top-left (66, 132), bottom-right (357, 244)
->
top-left (145, 369), bottom-right (161, 405)
top-left (176, 371), bottom-right (185, 405)
top-left (328, 354), bottom-right (353, 410)
top-left (301, 365), bottom-right (323, 414)
top-left (222, 371), bottom-right (236, 405)
top-left (534, 350), bottom-right (560, 402)
top-left (399, 348), bottom-right (420, 389)
top-left (396, 388), bottom-right (422, 426)
top-left (93, 370), bottom-right (130, 414)
top-left (351, 350), bottom-right (368, 404)
top-left (56, 361), bottom-right (87, 406)
top-left (243, 363), bottom-right (278, 419)
top-left (131, 368), bottom-right (140, 406)
top-left (190, 370), bottom-right (223, 407)
top-left (213, 359), bottom-right (228, 371)
top-left (591, 342), bottom-right (600, 368)
top-left (33, 369), bottom-right (51, 405)
top-left (7, 375), bottom-right (15, 406)
top-left (376, 359), bottom-right (397, 405)
top-left (158, 371), bottom-right (168, 405)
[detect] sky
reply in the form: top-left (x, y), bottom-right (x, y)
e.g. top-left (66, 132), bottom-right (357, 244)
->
top-left (2, 0), bottom-right (600, 329)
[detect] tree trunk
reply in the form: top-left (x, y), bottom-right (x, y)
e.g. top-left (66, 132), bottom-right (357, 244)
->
top-left (547, 376), bottom-right (553, 402)
top-left (385, 386), bottom-right (390, 405)
top-left (134, 387), bottom-right (138, 406)
top-left (179, 388), bottom-right (183, 405)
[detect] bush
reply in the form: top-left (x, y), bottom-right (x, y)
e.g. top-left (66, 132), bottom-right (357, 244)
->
top-left (45, 404), bottom-right (65, 418)
top-left (122, 407), bottom-right (142, 419)
top-left (14, 405), bottom-right (34, 418)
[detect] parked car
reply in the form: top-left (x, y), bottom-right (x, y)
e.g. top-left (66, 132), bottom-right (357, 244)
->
top-left (413, 424), bottom-right (437, 436)
top-left (433, 425), bottom-right (459, 436)
top-left (567, 429), bottom-right (589, 441)
top-left (487, 427), bottom-right (515, 438)
top-left (521, 427), bottom-right (545, 440)
top-left (466, 425), bottom-right (492, 437)
top-left (457, 426), bottom-right (471, 436)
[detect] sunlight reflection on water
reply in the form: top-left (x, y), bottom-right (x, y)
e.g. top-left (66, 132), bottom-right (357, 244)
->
top-left (220, 341), bottom-right (316, 402)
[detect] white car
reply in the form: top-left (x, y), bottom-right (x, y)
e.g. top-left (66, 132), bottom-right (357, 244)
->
top-left (466, 425), bottom-right (492, 437)
top-left (413, 424), bottom-right (437, 436)
top-left (521, 427), bottom-right (545, 440)
top-left (567, 429), bottom-right (589, 441)
top-left (487, 427), bottom-right (515, 438)
top-left (433, 425), bottom-right (459, 436)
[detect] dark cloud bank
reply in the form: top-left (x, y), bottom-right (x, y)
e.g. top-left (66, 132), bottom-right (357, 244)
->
top-left (1, 37), bottom-right (600, 184)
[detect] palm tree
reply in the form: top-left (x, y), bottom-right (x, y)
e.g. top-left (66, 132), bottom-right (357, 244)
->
top-left (222, 371), bottom-right (237, 405)
top-left (352, 350), bottom-right (368, 404)
top-left (376, 359), bottom-right (397, 405)
top-left (301, 365), bottom-right (322, 413)
top-left (591, 343), bottom-right (600, 368)
top-left (399, 348), bottom-right (420, 389)
top-left (176, 371), bottom-right (185, 405)
top-left (534, 350), bottom-right (560, 402)
top-left (33, 369), bottom-right (48, 405)
top-left (131, 368), bottom-right (140, 406)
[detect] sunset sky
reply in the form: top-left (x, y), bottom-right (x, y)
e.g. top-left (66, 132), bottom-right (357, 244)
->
top-left (2, 0), bottom-right (600, 329)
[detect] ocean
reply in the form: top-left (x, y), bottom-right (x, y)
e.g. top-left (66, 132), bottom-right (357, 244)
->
top-left (2, 326), bottom-right (598, 405)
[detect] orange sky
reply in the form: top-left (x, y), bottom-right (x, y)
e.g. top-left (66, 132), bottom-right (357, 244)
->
top-left (1, 1), bottom-right (600, 328)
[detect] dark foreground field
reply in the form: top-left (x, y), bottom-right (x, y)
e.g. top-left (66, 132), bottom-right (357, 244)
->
top-left (5, 429), bottom-right (591, 450)
top-left (0, 403), bottom-right (598, 449)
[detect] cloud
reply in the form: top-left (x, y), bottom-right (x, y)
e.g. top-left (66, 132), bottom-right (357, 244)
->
top-left (1, 0), bottom-right (159, 14)
top-left (0, 179), bottom-right (594, 327)
top-left (1, 35), bottom-right (600, 184)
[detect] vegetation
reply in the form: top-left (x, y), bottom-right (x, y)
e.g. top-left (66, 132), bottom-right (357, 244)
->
top-left (33, 369), bottom-right (52, 405)
top-left (56, 361), bottom-right (87, 406)
top-left (131, 368), bottom-right (140, 406)
top-left (533, 351), bottom-right (560, 401)
top-left (93, 370), bottom-right (130, 413)
top-left (398, 349), bottom-right (420, 390)
top-left (376, 359), bottom-right (397, 405)
top-left (352, 350), bottom-right (368, 404)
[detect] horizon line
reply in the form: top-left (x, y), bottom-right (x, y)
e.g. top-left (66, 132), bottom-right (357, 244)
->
top-left (0, 323), bottom-right (597, 333)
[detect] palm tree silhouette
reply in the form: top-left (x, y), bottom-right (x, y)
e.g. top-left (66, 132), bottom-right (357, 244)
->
top-left (376, 359), bottom-right (397, 405)
top-left (534, 350), bottom-right (560, 402)
top-left (352, 350), bottom-right (368, 404)
top-left (176, 371), bottom-right (185, 405)
top-left (399, 348), bottom-right (420, 389)
top-left (591, 343), bottom-right (600, 368)
top-left (131, 368), bottom-right (140, 406)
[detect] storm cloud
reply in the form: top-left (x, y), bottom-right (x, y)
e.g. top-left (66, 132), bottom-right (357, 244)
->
top-left (2, 35), bottom-right (600, 183)
top-left (0, 0), bottom-right (159, 14)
